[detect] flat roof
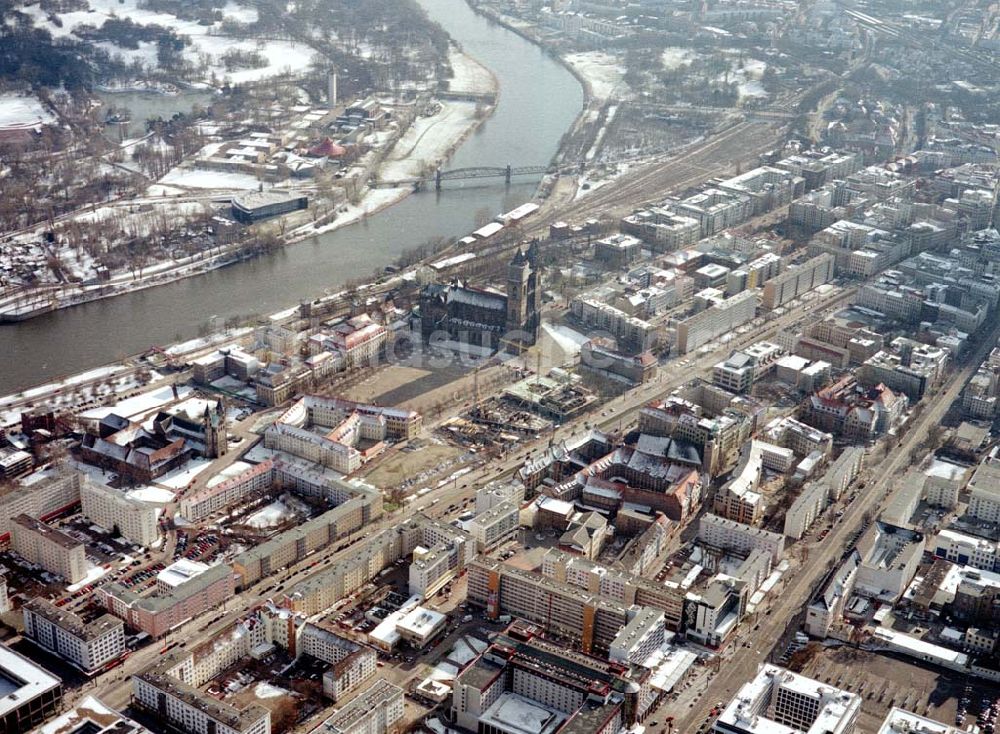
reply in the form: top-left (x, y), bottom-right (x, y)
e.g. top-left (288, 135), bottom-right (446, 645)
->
top-left (396, 607), bottom-right (447, 638)
top-left (157, 559), bottom-right (211, 588)
top-left (0, 643), bottom-right (61, 717)
top-left (479, 692), bottom-right (567, 734)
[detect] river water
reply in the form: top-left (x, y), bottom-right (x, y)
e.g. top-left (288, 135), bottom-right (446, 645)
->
top-left (1, 0), bottom-right (583, 395)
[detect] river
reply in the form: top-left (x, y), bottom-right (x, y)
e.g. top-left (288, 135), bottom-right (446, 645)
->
top-left (1, 0), bottom-right (583, 395)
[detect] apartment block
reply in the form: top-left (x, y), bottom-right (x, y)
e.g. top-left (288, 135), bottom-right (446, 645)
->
top-left (676, 291), bottom-right (757, 354)
top-left (11, 514), bottom-right (87, 584)
top-left (133, 651), bottom-right (269, 734)
top-left (0, 470), bottom-right (82, 542)
top-left (80, 481), bottom-right (159, 547)
top-left (467, 557), bottom-right (631, 654)
top-left (761, 254), bottom-right (834, 310)
top-left (698, 514), bottom-right (785, 563)
top-left (467, 500), bottom-right (520, 552)
top-left (23, 598), bottom-right (124, 674)
top-left (98, 563), bottom-right (235, 638)
top-left (314, 679), bottom-right (404, 734)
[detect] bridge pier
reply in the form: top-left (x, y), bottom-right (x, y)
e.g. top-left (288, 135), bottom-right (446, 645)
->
top-left (435, 169), bottom-right (442, 191)
top-left (505, 164), bottom-right (511, 185)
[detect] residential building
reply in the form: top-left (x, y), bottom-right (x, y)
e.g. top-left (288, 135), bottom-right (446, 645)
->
top-left (968, 453), bottom-right (1000, 524)
top-left (0, 470), bottom-right (82, 542)
top-left (98, 563), bottom-right (235, 638)
top-left (761, 254), bottom-right (834, 309)
top-left (805, 551), bottom-right (860, 638)
top-left (713, 342), bottom-right (784, 394)
top-left (11, 514), bottom-right (87, 584)
top-left (676, 291), bottom-right (757, 354)
top-left (594, 234), bottom-right (642, 268)
top-left (698, 514), bottom-right (785, 564)
top-left (933, 529), bottom-right (998, 572)
top-left (854, 522), bottom-right (924, 602)
top-left (467, 501), bottom-right (520, 552)
top-left (80, 481), bottom-right (158, 547)
top-left (23, 599), bottom-right (125, 675)
top-left (133, 651), bottom-right (269, 734)
top-left (314, 679), bottom-right (404, 734)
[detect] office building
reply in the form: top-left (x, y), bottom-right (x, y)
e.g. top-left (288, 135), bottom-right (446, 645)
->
top-left (11, 514), bottom-right (87, 584)
top-left (0, 643), bottom-right (63, 732)
top-left (37, 696), bottom-right (150, 734)
top-left (714, 664), bottom-right (860, 734)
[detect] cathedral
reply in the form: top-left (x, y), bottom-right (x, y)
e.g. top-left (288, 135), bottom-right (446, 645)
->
top-left (419, 244), bottom-right (540, 354)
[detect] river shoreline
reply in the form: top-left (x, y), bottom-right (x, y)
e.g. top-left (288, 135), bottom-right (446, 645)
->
top-left (0, 48), bottom-right (499, 324)
top-left (2, 0), bottom-right (584, 395)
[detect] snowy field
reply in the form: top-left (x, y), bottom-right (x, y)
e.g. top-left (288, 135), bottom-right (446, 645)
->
top-left (19, 0), bottom-right (316, 85)
top-left (661, 47), bottom-right (696, 70)
top-left (541, 322), bottom-right (589, 358)
top-left (0, 93), bottom-right (54, 128)
top-left (564, 52), bottom-right (627, 102)
top-left (159, 167), bottom-right (280, 190)
top-left (78, 384), bottom-right (193, 422)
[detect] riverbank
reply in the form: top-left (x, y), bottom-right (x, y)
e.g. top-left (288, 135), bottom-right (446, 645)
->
top-left (1, 0), bottom-right (584, 394)
top-left (0, 47), bottom-right (499, 323)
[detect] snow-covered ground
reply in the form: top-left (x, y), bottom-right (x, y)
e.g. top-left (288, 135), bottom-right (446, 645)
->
top-left (447, 48), bottom-right (494, 95)
top-left (379, 100), bottom-right (481, 181)
top-left (244, 498), bottom-right (298, 529)
top-left (254, 681), bottom-right (289, 699)
top-left (154, 457), bottom-right (214, 489)
top-left (564, 52), bottom-right (628, 102)
top-left (662, 47), bottom-right (697, 70)
top-left (0, 93), bottom-right (54, 128)
top-left (67, 562), bottom-right (110, 592)
top-left (724, 58), bottom-right (769, 100)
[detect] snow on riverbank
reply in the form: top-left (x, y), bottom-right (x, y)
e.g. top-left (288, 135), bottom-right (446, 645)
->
top-left (380, 100), bottom-right (482, 181)
top-left (447, 48), bottom-right (494, 95)
top-left (564, 51), bottom-right (627, 102)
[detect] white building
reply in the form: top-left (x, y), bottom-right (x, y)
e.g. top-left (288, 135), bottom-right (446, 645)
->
top-left (933, 528), bottom-right (998, 572)
top-left (11, 514), bottom-right (87, 584)
top-left (467, 501), bottom-right (520, 551)
top-left (876, 707), bottom-right (962, 734)
top-left (698, 514), bottom-right (785, 563)
top-left (854, 522), bottom-right (924, 602)
top-left (714, 664), bottom-right (860, 734)
top-left (23, 599), bottom-right (124, 674)
top-left (80, 481), bottom-right (159, 547)
top-left (922, 459), bottom-right (968, 510)
top-left (314, 679), bottom-right (404, 734)
top-left (609, 608), bottom-right (664, 665)
top-left (967, 454), bottom-right (1000, 524)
